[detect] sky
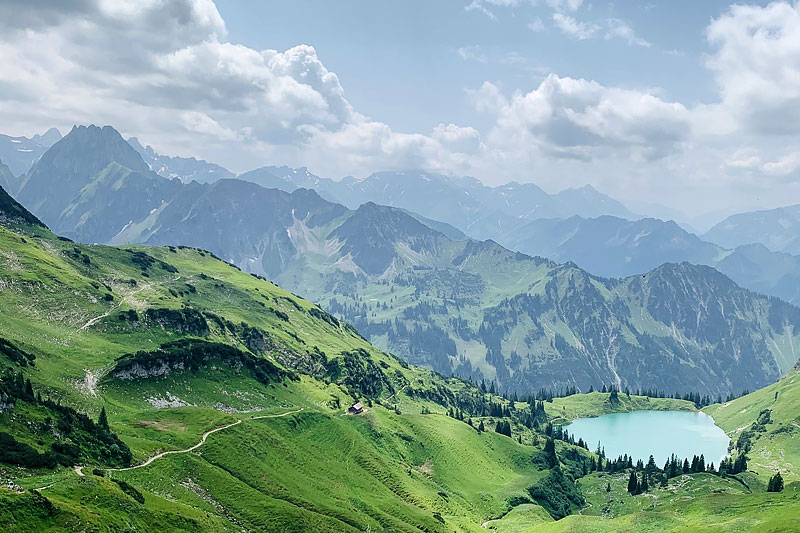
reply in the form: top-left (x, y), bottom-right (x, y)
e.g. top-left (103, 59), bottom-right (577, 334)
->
top-left (0, 0), bottom-right (799, 222)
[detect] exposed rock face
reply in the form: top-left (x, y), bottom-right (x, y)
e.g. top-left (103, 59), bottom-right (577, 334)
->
top-left (113, 361), bottom-right (183, 380)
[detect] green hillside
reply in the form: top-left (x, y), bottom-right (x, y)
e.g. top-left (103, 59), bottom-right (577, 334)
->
top-left (1, 202), bottom-right (799, 531)
top-left (0, 216), bottom-right (580, 531)
top-left (704, 366), bottom-right (800, 483)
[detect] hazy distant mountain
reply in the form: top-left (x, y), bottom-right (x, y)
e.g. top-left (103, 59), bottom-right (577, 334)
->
top-left (16, 125), bottom-right (180, 242)
top-left (398, 208), bottom-right (467, 240)
top-left (0, 127), bottom-right (61, 179)
top-left (128, 137), bottom-right (234, 184)
top-left (102, 178), bottom-right (800, 394)
top-left (502, 214), bottom-right (800, 305)
top-left (272, 202), bottom-right (799, 395)
top-left (716, 243), bottom-right (800, 305)
top-left (504, 216), bottom-right (722, 278)
top-left (114, 182), bottom-right (347, 277)
top-left (703, 205), bottom-right (800, 255)
top-left (0, 160), bottom-right (16, 195)
top-left (235, 167), bottom-right (639, 242)
top-left (238, 165), bottom-right (338, 195)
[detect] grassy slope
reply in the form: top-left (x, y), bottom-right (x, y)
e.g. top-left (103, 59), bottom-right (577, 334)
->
top-left (522, 481), bottom-right (800, 532)
top-left (490, 469), bottom-right (800, 532)
top-left (546, 392), bottom-right (695, 424)
top-left (0, 224), bottom-right (556, 531)
top-left (1, 222), bottom-right (799, 531)
top-left (704, 368), bottom-right (800, 482)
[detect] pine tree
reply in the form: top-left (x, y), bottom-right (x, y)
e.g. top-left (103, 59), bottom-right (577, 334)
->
top-left (478, 420), bottom-right (485, 433)
top-left (606, 482), bottom-right (611, 493)
top-left (627, 471), bottom-right (639, 494)
top-left (640, 472), bottom-right (649, 493)
top-left (98, 406), bottom-right (109, 431)
top-left (767, 472), bottom-right (784, 493)
top-left (544, 438), bottom-right (557, 468)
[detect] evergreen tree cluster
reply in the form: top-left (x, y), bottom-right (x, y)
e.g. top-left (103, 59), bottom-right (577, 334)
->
top-left (767, 472), bottom-right (784, 493)
top-left (494, 420), bottom-right (512, 437)
top-left (545, 424), bottom-right (588, 450)
top-left (0, 371), bottom-right (132, 469)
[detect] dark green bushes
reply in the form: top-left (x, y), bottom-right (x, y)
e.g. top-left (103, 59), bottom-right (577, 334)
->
top-left (144, 308), bottom-right (209, 335)
top-left (325, 349), bottom-right (392, 398)
top-left (113, 479), bottom-right (145, 503)
top-left (0, 337), bottom-right (35, 366)
top-left (0, 372), bottom-right (132, 469)
top-left (527, 466), bottom-right (585, 519)
top-left (111, 339), bottom-right (291, 386)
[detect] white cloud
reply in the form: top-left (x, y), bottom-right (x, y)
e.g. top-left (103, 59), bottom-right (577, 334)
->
top-left (432, 123), bottom-right (482, 154)
top-left (0, 0), bottom-right (413, 174)
top-left (763, 152), bottom-right (800, 176)
top-left (457, 45), bottom-right (488, 63)
top-left (724, 148), bottom-right (800, 178)
top-left (481, 75), bottom-right (690, 161)
top-left (606, 18), bottom-right (651, 47)
top-left (1, 0), bottom-right (800, 215)
top-left (528, 17), bottom-right (546, 32)
top-left (552, 13), bottom-right (599, 40)
top-left (705, 2), bottom-right (800, 136)
top-left (552, 14), bottom-right (650, 46)
top-left (540, 0), bottom-right (583, 13)
top-left (464, 0), bottom-right (497, 20)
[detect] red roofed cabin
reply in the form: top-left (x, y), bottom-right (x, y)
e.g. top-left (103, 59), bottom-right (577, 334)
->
top-left (349, 402), bottom-right (364, 414)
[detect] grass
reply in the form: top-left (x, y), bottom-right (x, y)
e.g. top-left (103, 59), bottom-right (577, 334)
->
top-left (704, 369), bottom-right (800, 483)
top-left (545, 392), bottom-right (696, 424)
top-left (1, 222), bottom-right (799, 531)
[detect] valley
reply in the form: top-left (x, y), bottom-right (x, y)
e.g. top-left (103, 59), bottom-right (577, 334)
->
top-left (0, 154), bottom-right (798, 532)
top-left (2, 1), bottom-right (800, 530)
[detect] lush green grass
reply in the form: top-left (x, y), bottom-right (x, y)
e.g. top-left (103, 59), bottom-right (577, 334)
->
top-left (546, 392), bottom-right (696, 424)
top-left (524, 481), bottom-right (800, 532)
top-left (1, 222), bottom-right (799, 532)
top-left (704, 369), bottom-right (800, 483)
top-left (0, 225), bottom-right (556, 531)
top-left (0, 474), bottom-right (230, 532)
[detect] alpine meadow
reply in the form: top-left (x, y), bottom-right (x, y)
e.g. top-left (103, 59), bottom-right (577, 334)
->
top-left (1, 1), bottom-right (799, 532)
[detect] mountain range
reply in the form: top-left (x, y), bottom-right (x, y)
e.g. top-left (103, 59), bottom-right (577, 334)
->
top-left (500, 215), bottom-right (800, 305)
top-left (0, 127), bottom-right (61, 184)
top-left (237, 166), bottom-right (639, 243)
top-left (703, 205), bottom-right (800, 255)
top-left (2, 180), bottom-right (797, 532)
top-left (4, 124), bottom-right (800, 396)
top-left (128, 137), bottom-right (235, 183)
top-left (234, 164), bottom-right (800, 305)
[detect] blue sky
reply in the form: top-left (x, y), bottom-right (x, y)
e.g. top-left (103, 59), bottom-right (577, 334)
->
top-left (0, 0), bottom-right (798, 221)
top-left (216, 0), bottom-right (726, 134)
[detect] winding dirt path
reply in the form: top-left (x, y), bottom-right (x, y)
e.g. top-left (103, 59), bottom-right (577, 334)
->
top-left (30, 408), bottom-right (304, 492)
top-left (109, 408), bottom-right (304, 472)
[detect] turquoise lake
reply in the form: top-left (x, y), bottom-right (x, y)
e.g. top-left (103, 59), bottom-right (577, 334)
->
top-left (565, 410), bottom-right (730, 465)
